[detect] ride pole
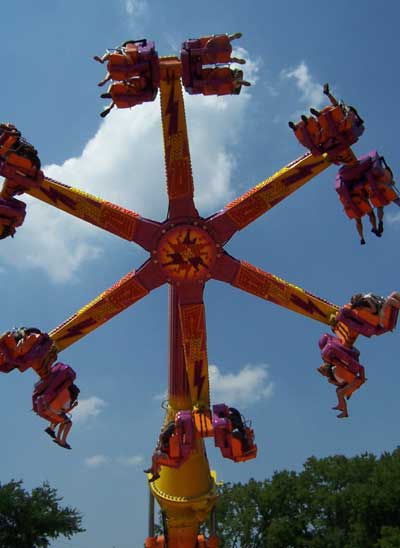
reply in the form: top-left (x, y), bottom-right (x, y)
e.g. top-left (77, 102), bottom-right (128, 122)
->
top-left (148, 285), bottom-right (218, 547)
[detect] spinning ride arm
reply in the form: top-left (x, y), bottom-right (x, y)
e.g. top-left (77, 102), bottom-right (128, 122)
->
top-left (25, 177), bottom-right (161, 250)
top-left (49, 259), bottom-right (165, 351)
top-left (206, 152), bottom-right (331, 244)
top-left (159, 57), bottom-right (198, 220)
top-left (0, 126), bottom-right (160, 249)
top-left (212, 252), bottom-right (339, 325)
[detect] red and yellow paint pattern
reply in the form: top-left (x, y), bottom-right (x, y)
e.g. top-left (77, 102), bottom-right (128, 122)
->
top-left (179, 303), bottom-right (210, 408)
top-left (50, 271), bottom-right (149, 350)
top-left (224, 152), bottom-right (330, 230)
top-left (158, 225), bottom-right (215, 282)
top-left (233, 261), bottom-right (339, 325)
top-left (159, 58), bottom-right (195, 212)
top-left (27, 177), bottom-right (140, 241)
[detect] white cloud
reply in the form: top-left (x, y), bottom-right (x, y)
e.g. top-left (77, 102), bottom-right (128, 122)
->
top-left (84, 454), bottom-right (143, 468)
top-left (209, 363), bottom-right (274, 407)
top-left (74, 396), bottom-right (107, 422)
top-left (386, 211), bottom-right (400, 225)
top-left (85, 454), bottom-right (109, 468)
top-left (116, 455), bottom-right (144, 467)
top-left (124, 0), bottom-right (147, 17)
top-left (0, 52), bottom-right (258, 283)
top-left (282, 61), bottom-right (325, 109)
top-left (153, 390), bottom-right (167, 402)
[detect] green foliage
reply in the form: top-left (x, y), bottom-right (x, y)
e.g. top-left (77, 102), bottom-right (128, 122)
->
top-left (207, 448), bottom-right (400, 548)
top-left (0, 479), bottom-right (84, 548)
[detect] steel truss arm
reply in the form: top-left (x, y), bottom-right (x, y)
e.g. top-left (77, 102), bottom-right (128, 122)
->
top-left (206, 152), bottom-right (331, 244)
top-left (49, 259), bottom-right (166, 351)
top-left (159, 57), bottom-right (198, 219)
top-left (212, 252), bottom-right (339, 325)
top-left (25, 176), bottom-right (160, 250)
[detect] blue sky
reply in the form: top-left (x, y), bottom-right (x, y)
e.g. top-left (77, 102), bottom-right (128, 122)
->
top-left (1, 1), bottom-right (400, 547)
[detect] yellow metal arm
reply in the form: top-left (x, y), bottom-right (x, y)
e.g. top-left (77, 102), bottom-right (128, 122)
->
top-left (159, 57), bottom-right (197, 219)
top-left (49, 259), bottom-right (165, 351)
top-left (26, 176), bottom-right (160, 249)
top-left (207, 152), bottom-right (331, 243)
top-left (212, 253), bottom-right (339, 326)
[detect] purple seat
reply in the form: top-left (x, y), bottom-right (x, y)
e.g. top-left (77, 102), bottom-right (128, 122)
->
top-left (212, 403), bottom-right (257, 462)
top-left (32, 362), bottom-right (76, 413)
top-left (319, 333), bottom-right (361, 374)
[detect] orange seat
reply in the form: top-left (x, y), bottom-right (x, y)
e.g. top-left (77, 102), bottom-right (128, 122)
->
top-left (197, 34), bottom-right (232, 64)
top-left (109, 78), bottom-right (147, 107)
top-left (107, 48), bottom-right (140, 81)
top-left (201, 67), bottom-right (235, 96)
top-left (319, 105), bottom-right (346, 142)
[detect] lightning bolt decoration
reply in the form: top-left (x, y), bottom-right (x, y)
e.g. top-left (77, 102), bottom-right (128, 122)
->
top-left (222, 152), bottom-right (330, 230)
top-left (27, 176), bottom-right (141, 241)
top-left (232, 260), bottom-right (339, 325)
top-left (159, 57), bottom-right (195, 216)
top-left (179, 302), bottom-right (210, 409)
top-left (50, 270), bottom-right (150, 350)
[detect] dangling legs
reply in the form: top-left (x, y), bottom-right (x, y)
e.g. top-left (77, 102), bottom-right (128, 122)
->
top-left (377, 206), bottom-right (384, 235)
top-left (98, 73), bottom-right (111, 87)
top-left (230, 57), bottom-right (246, 64)
top-left (93, 53), bottom-right (110, 64)
top-left (58, 420), bottom-right (72, 445)
top-left (355, 217), bottom-right (366, 245)
top-left (323, 83), bottom-right (339, 106)
top-left (54, 418), bottom-right (72, 449)
top-left (144, 451), bottom-right (163, 483)
top-left (368, 209), bottom-right (381, 237)
top-left (333, 386), bottom-right (348, 418)
top-left (232, 70), bottom-right (251, 92)
top-left (45, 422), bottom-right (57, 439)
top-left (100, 102), bottom-right (115, 118)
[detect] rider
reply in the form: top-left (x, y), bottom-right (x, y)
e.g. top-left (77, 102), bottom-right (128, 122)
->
top-left (228, 407), bottom-right (250, 452)
top-left (318, 358), bottom-right (365, 418)
top-left (144, 421), bottom-right (176, 483)
top-left (100, 75), bottom-right (148, 117)
top-left (350, 185), bottom-right (380, 245)
top-left (350, 291), bottom-right (400, 331)
top-left (199, 67), bottom-right (250, 96)
top-left (195, 33), bottom-right (245, 65)
top-left (44, 383), bottom-right (80, 450)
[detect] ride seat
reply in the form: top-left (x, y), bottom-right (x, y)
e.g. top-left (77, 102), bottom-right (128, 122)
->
top-left (108, 78), bottom-right (157, 109)
top-left (364, 152), bottom-right (398, 207)
top-left (32, 362), bottom-right (76, 421)
top-left (335, 300), bottom-right (398, 338)
top-left (212, 403), bottom-right (257, 462)
top-left (182, 35), bottom-right (234, 66)
top-left (106, 39), bottom-right (160, 89)
top-left (319, 333), bottom-right (361, 375)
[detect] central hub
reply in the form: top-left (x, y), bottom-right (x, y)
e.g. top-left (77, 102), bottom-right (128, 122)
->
top-left (157, 224), bottom-right (216, 282)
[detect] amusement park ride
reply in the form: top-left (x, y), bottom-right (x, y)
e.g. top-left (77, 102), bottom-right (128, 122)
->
top-left (1, 34), bottom-right (400, 547)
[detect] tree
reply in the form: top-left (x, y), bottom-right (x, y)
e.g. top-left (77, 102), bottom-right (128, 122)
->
top-left (205, 448), bottom-right (400, 548)
top-left (0, 479), bottom-right (85, 548)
